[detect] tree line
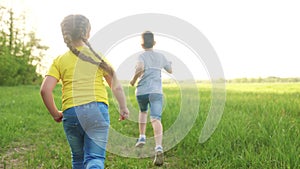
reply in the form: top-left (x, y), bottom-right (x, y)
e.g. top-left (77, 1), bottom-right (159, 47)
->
top-left (225, 77), bottom-right (300, 83)
top-left (195, 77), bottom-right (300, 83)
top-left (0, 6), bottom-right (47, 86)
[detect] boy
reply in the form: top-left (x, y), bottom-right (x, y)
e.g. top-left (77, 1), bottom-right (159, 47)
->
top-left (130, 31), bottom-right (172, 166)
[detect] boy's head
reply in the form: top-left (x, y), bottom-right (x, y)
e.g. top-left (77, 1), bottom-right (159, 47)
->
top-left (141, 31), bottom-right (156, 49)
top-left (61, 14), bottom-right (91, 45)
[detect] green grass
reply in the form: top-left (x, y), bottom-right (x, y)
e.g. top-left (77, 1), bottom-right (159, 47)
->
top-left (0, 83), bottom-right (299, 168)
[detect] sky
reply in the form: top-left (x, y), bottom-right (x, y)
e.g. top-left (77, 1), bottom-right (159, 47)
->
top-left (1, 0), bottom-right (300, 80)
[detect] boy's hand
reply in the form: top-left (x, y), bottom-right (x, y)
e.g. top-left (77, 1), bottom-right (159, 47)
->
top-left (119, 107), bottom-right (130, 121)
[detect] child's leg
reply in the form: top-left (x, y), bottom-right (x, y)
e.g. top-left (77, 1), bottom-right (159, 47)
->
top-left (139, 111), bottom-right (148, 135)
top-left (149, 93), bottom-right (164, 148)
top-left (150, 118), bottom-right (163, 147)
top-left (149, 93), bottom-right (164, 166)
top-left (82, 102), bottom-right (110, 169)
top-left (63, 108), bottom-right (84, 168)
top-left (151, 117), bottom-right (164, 166)
top-left (136, 94), bottom-right (150, 147)
top-left (136, 112), bottom-right (147, 147)
top-left (136, 94), bottom-right (150, 137)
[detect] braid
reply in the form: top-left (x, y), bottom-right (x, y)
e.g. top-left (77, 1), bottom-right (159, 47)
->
top-left (61, 14), bottom-right (114, 77)
top-left (82, 38), bottom-right (103, 62)
top-left (82, 39), bottom-right (114, 76)
top-left (69, 43), bottom-right (100, 65)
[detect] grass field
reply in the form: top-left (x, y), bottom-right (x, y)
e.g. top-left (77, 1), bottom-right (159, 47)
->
top-left (0, 83), bottom-right (299, 168)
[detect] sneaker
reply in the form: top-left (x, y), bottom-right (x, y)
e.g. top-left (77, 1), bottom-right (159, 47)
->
top-left (135, 137), bottom-right (146, 148)
top-left (153, 147), bottom-right (164, 166)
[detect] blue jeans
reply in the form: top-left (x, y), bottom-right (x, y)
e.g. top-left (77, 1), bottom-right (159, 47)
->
top-left (136, 93), bottom-right (163, 120)
top-left (62, 102), bottom-right (110, 169)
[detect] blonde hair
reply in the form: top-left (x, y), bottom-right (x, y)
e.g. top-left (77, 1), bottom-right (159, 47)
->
top-left (60, 14), bottom-right (114, 77)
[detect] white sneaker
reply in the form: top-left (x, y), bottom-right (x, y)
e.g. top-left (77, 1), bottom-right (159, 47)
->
top-left (135, 137), bottom-right (146, 148)
top-left (153, 147), bottom-right (164, 166)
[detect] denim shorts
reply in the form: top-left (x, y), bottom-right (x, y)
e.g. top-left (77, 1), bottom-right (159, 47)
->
top-left (136, 93), bottom-right (163, 120)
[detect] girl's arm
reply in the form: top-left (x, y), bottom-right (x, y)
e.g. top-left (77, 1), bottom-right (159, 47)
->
top-left (104, 74), bottom-right (129, 121)
top-left (40, 76), bottom-right (63, 123)
top-left (130, 62), bottom-right (144, 86)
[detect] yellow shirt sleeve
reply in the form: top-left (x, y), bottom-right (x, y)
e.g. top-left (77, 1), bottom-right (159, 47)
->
top-left (46, 57), bottom-right (60, 80)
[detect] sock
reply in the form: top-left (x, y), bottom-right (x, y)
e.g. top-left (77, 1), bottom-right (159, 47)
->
top-left (155, 145), bottom-right (163, 151)
top-left (140, 134), bottom-right (146, 139)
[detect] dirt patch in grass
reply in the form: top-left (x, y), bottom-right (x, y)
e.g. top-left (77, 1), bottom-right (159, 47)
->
top-left (0, 144), bottom-right (33, 169)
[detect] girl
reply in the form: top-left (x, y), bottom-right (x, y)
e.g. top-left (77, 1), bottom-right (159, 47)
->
top-left (130, 31), bottom-right (172, 166)
top-left (40, 14), bottom-right (129, 169)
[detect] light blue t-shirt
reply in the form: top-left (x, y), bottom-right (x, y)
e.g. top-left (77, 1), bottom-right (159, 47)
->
top-left (136, 50), bottom-right (171, 96)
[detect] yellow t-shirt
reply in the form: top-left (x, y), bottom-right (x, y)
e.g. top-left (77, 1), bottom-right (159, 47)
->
top-left (47, 46), bottom-right (109, 111)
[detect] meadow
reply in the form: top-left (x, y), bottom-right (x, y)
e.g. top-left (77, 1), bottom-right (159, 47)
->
top-left (0, 83), bottom-right (299, 168)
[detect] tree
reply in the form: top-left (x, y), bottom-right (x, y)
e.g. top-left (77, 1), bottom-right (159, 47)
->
top-left (0, 6), bottom-right (48, 86)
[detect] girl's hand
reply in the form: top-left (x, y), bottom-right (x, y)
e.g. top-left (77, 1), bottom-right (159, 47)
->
top-left (53, 111), bottom-right (63, 123)
top-left (119, 107), bottom-right (130, 121)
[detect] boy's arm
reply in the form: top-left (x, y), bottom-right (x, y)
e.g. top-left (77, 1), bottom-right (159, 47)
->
top-left (164, 60), bottom-right (172, 74)
top-left (164, 62), bottom-right (172, 74)
top-left (130, 62), bottom-right (144, 86)
top-left (40, 76), bottom-right (63, 123)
